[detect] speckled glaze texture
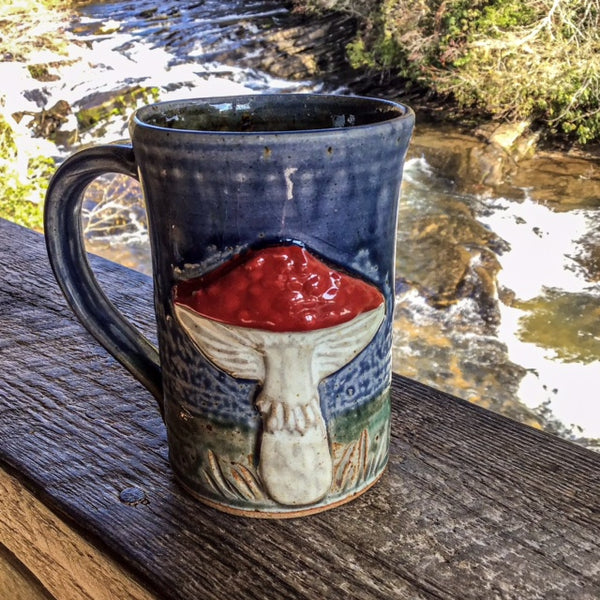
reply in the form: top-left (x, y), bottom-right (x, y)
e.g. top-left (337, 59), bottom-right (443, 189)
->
top-left (44, 94), bottom-right (414, 517)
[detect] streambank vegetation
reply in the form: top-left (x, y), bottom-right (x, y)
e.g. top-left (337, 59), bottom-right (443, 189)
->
top-left (2, 0), bottom-right (599, 231)
top-left (296, 0), bottom-right (600, 146)
top-left (0, 0), bottom-right (73, 230)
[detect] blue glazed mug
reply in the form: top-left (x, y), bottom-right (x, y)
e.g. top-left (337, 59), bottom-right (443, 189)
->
top-left (44, 94), bottom-right (414, 517)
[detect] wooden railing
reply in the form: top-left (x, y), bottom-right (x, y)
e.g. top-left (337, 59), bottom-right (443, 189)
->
top-left (1, 218), bottom-right (598, 599)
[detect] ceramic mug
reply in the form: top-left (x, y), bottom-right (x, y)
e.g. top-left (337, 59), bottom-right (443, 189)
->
top-left (44, 94), bottom-right (414, 517)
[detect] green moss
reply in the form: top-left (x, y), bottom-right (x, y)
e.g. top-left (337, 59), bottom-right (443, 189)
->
top-left (478, 2), bottom-right (538, 32)
top-left (0, 116), bottom-right (16, 153)
top-left (28, 64), bottom-right (50, 80)
top-left (348, 34), bottom-right (406, 72)
top-left (76, 87), bottom-right (161, 131)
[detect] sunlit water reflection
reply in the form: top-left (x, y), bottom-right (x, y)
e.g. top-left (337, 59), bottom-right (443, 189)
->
top-left (400, 158), bottom-right (600, 443)
top-left (8, 0), bottom-right (598, 446)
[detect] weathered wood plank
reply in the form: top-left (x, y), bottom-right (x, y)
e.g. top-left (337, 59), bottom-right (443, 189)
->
top-left (0, 218), bottom-right (599, 600)
top-left (0, 543), bottom-right (55, 600)
top-left (0, 467), bottom-right (156, 600)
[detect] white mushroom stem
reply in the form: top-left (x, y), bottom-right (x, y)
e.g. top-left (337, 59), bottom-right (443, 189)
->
top-left (255, 395), bottom-right (320, 435)
top-left (174, 303), bottom-right (385, 506)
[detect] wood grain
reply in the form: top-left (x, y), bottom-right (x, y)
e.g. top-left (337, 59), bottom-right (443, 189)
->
top-left (0, 543), bottom-right (55, 600)
top-left (0, 468), bottom-right (156, 600)
top-left (0, 219), bottom-right (599, 600)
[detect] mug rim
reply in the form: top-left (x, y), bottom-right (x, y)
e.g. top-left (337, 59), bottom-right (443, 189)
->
top-left (132, 93), bottom-right (414, 136)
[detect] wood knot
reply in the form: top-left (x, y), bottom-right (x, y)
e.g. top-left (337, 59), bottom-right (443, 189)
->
top-left (119, 487), bottom-right (148, 506)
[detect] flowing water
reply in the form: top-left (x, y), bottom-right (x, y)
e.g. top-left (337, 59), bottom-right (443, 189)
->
top-left (6, 0), bottom-right (599, 448)
top-left (397, 153), bottom-right (600, 447)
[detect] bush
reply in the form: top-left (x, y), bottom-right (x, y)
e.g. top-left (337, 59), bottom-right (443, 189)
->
top-left (0, 0), bottom-right (71, 230)
top-left (0, 114), bottom-right (54, 230)
top-left (302, 0), bottom-right (600, 145)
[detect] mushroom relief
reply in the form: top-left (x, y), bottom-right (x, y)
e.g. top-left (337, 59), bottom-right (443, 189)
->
top-left (174, 244), bottom-right (385, 506)
top-left (173, 245), bottom-right (384, 332)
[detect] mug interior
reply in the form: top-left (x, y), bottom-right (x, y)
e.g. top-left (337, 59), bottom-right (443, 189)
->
top-left (136, 94), bottom-right (409, 133)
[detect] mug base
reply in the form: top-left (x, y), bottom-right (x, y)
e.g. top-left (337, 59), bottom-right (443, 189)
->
top-left (176, 468), bottom-right (386, 519)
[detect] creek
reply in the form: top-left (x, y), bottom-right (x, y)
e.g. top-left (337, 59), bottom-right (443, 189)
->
top-left (6, 0), bottom-right (599, 449)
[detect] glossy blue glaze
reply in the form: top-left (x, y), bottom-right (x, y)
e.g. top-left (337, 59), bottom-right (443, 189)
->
top-left (45, 94), bottom-right (414, 516)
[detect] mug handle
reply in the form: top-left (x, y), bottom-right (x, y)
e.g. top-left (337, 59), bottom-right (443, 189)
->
top-left (44, 144), bottom-right (163, 414)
